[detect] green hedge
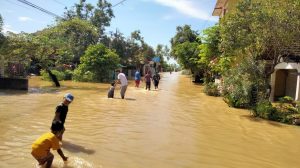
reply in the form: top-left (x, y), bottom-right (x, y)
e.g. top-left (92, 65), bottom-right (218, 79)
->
top-left (40, 69), bottom-right (73, 81)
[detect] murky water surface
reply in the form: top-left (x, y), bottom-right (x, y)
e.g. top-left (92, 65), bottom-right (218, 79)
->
top-left (1, 72), bottom-right (300, 168)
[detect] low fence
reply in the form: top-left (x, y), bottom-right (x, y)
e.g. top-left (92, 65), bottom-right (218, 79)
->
top-left (0, 61), bottom-right (28, 90)
top-left (0, 62), bottom-right (27, 78)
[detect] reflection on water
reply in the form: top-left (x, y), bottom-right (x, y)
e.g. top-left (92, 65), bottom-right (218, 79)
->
top-left (1, 74), bottom-right (300, 168)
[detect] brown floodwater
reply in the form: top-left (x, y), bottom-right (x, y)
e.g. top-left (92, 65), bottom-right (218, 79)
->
top-left (1, 72), bottom-right (300, 168)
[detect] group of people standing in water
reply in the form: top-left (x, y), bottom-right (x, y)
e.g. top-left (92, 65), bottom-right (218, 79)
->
top-left (142, 70), bottom-right (160, 90)
top-left (30, 69), bottom-right (162, 167)
top-left (108, 69), bottom-right (161, 99)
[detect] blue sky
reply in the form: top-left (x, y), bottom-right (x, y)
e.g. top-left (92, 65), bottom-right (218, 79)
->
top-left (0, 0), bottom-right (218, 48)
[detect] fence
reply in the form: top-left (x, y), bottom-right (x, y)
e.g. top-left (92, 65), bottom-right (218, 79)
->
top-left (0, 61), bottom-right (27, 78)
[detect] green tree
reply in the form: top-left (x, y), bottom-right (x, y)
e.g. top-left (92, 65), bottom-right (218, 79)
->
top-left (73, 44), bottom-right (120, 82)
top-left (220, 0), bottom-right (300, 75)
top-left (125, 30), bottom-right (155, 67)
top-left (171, 25), bottom-right (201, 81)
top-left (64, 0), bottom-right (114, 39)
top-left (24, 18), bottom-right (98, 70)
top-left (1, 32), bottom-right (33, 67)
top-left (198, 24), bottom-right (226, 82)
top-left (0, 15), bottom-right (5, 47)
top-left (55, 18), bottom-right (98, 63)
top-left (219, 0), bottom-right (300, 105)
top-left (108, 29), bottom-right (128, 64)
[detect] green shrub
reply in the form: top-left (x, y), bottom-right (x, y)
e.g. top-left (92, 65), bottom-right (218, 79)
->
top-left (64, 70), bottom-right (73, 80)
top-left (204, 82), bottom-right (220, 96)
top-left (286, 114), bottom-right (300, 125)
top-left (278, 96), bottom-right (294, 103)
top-left (73, 44), bottom-right (120, 82)
top-left (222, 56), bottom-right (268, 108)
top-left (73, 69), bottom-right (94, 82)
top-left (253, 101), bottom-right (277, 120)
top-left (40, 69), bottom-right (66, 81)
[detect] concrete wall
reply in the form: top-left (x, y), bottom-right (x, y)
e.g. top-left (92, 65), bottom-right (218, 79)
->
top-left (274, 70), bottom-right (287, 97)
top-left (0, 77), bottom-right (28, 90)
top-left (285, 70), bottom-right (297, 99)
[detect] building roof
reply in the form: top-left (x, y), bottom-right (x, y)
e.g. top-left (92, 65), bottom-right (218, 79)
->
top-left (212, 0), bottom-right (228, 16)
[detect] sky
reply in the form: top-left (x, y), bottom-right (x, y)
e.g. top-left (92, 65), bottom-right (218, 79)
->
top-left (0, 0), bottom-right (219, 63)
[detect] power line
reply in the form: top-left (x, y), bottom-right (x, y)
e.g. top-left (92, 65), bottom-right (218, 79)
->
top-left (112, 0), bottom-right (128, 8)
top-left (5, 0), bottom-right (32, 11)
top-left (16, 0), bottom-right (62, 19)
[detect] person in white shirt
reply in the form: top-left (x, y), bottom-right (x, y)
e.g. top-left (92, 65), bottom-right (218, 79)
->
top-left (116, 70), bottom-right (128, 99)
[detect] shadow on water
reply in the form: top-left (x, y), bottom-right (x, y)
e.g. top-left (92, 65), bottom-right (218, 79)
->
top-left (0, 86), bottom-right (108, 96)
top-left (62, 141), bottom-right (95, 154)
top-left (113, 97), bottom-right (136, 101)
top-left (240, 115), bottom-right (284, 127)
top-left (0, 89), bottom-right (28, 96)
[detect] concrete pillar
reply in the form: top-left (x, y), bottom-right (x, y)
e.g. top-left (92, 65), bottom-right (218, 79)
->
top-left (295, 72), bottom-right (300, 101)
top-left (269, 70), bottom-right (277, 102)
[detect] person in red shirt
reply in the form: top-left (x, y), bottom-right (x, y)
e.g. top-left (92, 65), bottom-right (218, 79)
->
top-left (144, 71), bottom-right (152, 91)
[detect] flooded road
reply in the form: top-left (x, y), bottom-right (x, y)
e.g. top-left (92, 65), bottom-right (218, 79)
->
top-left (1, 72), bottom-right (300, 168)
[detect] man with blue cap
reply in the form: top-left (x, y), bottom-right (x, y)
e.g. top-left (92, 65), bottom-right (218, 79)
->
top-left (52, 93), bottom-right (74, 141)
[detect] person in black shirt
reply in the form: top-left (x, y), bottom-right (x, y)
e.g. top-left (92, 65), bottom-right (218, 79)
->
top-left (152, 73), bottom-right (161, 89)
top-left (107, 81), bottom-right (116, 98)
top-left (53, 93), bottom-right (74, 141)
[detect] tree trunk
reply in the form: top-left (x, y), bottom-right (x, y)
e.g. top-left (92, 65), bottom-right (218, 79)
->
top-left (46, 69), bottom-right (60, 87)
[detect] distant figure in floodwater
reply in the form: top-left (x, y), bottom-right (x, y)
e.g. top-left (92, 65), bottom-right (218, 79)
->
top-left (134, 70), bottom-right (141, 88)
top-left (52, 93), bottom-right (74, 141)
top-left (108, 81), bottom-right (116, 98)
top-left (152, 73), bottom-right (160, 89)
top-left (144, 71), bottom-right (152, 91)
top-left (116, 70), bottom-right (128, 99)
top-left (31, 121), bottom-right (68, 168)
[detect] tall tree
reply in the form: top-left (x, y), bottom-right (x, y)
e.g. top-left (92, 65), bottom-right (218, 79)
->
top-left (219, 0), bottom-right (300, 105)
top-left (0, 15), bottom-right (5, 47)
top-left (170, 25), bottom-right (201, 80)
top-left (220, 0), bottom-right (300, 76)
top-left (198, 24), bottom-right (226, 82)
top-left (63, 0), bottom-right (114, 40)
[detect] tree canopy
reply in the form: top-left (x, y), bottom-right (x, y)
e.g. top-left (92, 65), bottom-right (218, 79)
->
top-left (73, 43), bottom-right (120, 82)
top-left (170, 25), bottom-right (201, 75)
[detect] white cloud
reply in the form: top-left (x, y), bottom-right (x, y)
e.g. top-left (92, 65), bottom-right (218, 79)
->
top-left (18, 16), bottom-right (34, 22)
top-left (154, 0), bottom-right (217, 21)
top-left (3, 24), bottom-right (19, 34)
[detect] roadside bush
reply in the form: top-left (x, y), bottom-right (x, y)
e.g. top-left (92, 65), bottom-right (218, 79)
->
top-left (73, 70), bottom-right (93, 82)
top-left (204, 82), bottom-right (220, 96)
top-left (278, 96), bottom-right (294, 104)
top-left (40, 69), bottom-right (65, 81)
top-left (73, 44), bottom-right (120, 82)
top-left (222, 56), bottom-right (268, 108)
top-left (41, 69), bottom-right (73, 81)
top-left (64, 69), bottom-right (73, 80)
top-left (253, 100), bottom-right (277, 120)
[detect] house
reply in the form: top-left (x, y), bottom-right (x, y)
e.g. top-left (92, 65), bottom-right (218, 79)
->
top-left (212, 0), bottom-right (238, 18)
top-left (212, 0), bottom-right (300, 101)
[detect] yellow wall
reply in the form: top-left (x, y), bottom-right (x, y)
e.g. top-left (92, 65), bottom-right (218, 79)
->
top-left (227, 0), bottom-right (239, 11)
